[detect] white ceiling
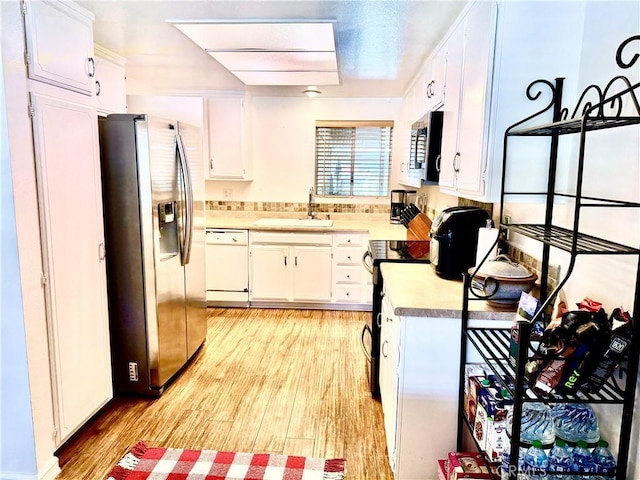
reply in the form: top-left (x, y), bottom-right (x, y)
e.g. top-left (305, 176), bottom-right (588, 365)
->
top-left (77, 0), bottom-right (469, 97)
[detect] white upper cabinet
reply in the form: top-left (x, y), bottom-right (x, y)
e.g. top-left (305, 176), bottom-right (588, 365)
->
top-left (94, 45), bottom-right (127, 115)
top-left (435, 0), bottom-right (588, 202)
top-left (22, 0), bottom-right (96, 95)
top-left (206, 93), bottom-right (252, 180)
top-left (438, 0), bottom-right (497, 199)
top-left (425, 43), bottom-right (447, 112)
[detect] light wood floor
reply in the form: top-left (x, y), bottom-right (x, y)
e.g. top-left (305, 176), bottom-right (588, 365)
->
top-left (55, 307), bottom-right (394, 479)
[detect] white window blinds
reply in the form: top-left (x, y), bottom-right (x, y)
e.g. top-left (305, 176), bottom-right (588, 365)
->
top-left (315, 120), bottom-right (393, 197)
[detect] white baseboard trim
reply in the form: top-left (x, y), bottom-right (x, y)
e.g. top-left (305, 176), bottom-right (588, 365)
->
top-left (38, 457), bottom-right (60, 480)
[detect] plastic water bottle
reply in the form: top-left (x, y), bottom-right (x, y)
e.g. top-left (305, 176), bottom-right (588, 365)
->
top-left (592, 439), bottom-right (616, 476)
top-left (501, 450), bottom-right (528, 480)
top-left (547, 439), bottom-right (573, 480)
top-left (523, 439), bottom-right (548, 480)
top-left (572, 440), bottom-right (595, 474)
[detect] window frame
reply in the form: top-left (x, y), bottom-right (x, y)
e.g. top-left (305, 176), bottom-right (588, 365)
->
top-left (314, 120), bottom-right (394, 198)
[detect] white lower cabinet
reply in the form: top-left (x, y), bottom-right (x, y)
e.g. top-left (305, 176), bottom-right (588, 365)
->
top-left (249, 232), bottom-right (332, 303)
top-left (380, 293), bottom-right (401, 474)
top-left (380, 288), bottom-right (461, 480)
top-left (331, 232), bottom-right (372, 305)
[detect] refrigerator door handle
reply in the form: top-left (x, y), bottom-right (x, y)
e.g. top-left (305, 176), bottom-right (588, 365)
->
top-left (176, 133), bottom-right (194, 266)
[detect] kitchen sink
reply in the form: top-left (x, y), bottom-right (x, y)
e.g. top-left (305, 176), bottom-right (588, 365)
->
top-left (252, 218), bottom-right (334, 227)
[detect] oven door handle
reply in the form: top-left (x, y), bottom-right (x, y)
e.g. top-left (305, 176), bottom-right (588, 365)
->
top-left (361, 324), bottom-right (372, 363)
top-left (362, 249), bottom-right (374, 275)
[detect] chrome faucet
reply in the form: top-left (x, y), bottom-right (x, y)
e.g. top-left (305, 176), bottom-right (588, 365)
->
top-left (307, 186), bottom-right (316, 219)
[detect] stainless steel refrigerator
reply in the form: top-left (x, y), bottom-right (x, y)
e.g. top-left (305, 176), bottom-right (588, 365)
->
top-left (99, 114), bottom-right (206, 396)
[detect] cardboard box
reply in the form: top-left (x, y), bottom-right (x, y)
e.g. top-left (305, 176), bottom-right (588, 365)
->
top-left (447, 452), bottom-right (492, 480)
top-left (466, 376), bottom-right (485, 426)
top-left (472, 402), bottom-right (489, 451)
top-left (438, 459), bottom-right (447, 480)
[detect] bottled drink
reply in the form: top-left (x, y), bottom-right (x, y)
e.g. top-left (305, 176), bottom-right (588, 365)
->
top-left (547, 439), bottom-right (573, 480)
top-left (523, 439), bottom-right (548, 480)
top-left (501, 449), bottom-right (529, 480)
top-left (572, 440), bottom-right (595, 474)
top-left (592, 439), bottom-right (616, 476)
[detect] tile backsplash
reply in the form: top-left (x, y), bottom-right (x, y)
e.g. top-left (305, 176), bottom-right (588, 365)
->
top-left (206, 200), bottom-right (389, 214)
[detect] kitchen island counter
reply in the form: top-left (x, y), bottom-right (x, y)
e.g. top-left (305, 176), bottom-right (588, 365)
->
top-left (206, 211), bottom-right (407, 240)
top-left (380, 262), bottom-right (514, 321)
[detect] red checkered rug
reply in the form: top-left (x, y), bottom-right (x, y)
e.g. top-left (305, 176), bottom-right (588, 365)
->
top-left (106, 441), bottom-right (346, 480)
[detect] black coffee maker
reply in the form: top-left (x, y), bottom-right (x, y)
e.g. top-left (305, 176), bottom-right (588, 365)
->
top-left (390, 189), bottom-right (416, 224)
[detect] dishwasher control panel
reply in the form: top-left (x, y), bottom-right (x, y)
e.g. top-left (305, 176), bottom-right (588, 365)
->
top-left (205, 229), bottom-right (249, 245)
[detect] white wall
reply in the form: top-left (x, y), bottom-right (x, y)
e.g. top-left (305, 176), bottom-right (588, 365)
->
top-left (500, 2), bottom-right (640, 475)
top-left (0, 8), bottom-right (38, 475)
top-left (205, 96), bottom-right (403, 204)
top-left (127, 95), bottom-right (204, 127)
top-left (1, 2), bottom-right (60, 478)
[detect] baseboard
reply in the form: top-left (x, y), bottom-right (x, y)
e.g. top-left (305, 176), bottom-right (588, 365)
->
top-left (38, 457), bottom-right (60, 480)
top-left (0, 456), bottom-right (60, 480)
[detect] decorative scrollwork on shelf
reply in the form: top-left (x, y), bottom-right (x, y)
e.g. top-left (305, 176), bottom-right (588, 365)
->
top-left (522, 35), bottom-right (640, 126)
top-left (506, 79), bottom-right (557, 132)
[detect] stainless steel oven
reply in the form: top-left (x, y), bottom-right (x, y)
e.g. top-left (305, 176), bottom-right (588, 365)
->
top-left (361, 240), bottom-right (431, 398)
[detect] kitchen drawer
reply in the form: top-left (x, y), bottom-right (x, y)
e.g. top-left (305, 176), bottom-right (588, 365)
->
top-left (333, 247), bottom-right (362, 265)
top-left (250, 231), bottom-right (331, 246)
top-left (332, 233), bottom-right (364, 248)
top-left (333, 284), bottom-right (362, 303)
top-left (333, 265), bottom-right (362, 284)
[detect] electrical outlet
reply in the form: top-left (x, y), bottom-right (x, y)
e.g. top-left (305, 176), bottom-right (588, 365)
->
top-left (503, 215), bottom-right (511, 241)
top-left (223, 189), bottom-right (233, 200)
top-left (128, 362), bottom-right (139, 382)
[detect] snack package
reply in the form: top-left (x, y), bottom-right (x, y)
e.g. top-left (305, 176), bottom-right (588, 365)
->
top-left (438, 459), bottom-right (447, 480)
top-left (525, 296), bottom-right (610, 395)
top-left (447, 452), bottom-right (492, 480)
top-left (583, 308), bottom-right (633, 393)
top-left (509, 292), bottom-right (541, 368)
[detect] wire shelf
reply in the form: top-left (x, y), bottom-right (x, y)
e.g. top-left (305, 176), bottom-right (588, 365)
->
top-left (465, 327), bottom-right (626, 404)
top-left (502, 224), bottom-right (639, 255)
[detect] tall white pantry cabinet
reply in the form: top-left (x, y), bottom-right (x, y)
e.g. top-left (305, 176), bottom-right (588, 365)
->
top-left (22, 0), bottom-right (118, 450)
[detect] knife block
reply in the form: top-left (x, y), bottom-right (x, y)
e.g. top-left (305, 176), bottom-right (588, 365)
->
top-left (406, 213), bottom-right (432, 241)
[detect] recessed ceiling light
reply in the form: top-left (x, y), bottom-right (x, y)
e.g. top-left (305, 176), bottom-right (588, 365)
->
top-left (303, 87), bottom-right (322, 97)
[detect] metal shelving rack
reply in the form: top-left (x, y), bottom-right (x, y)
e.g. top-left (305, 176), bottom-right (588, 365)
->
top-left (457, 35), bottom-right (640, 480)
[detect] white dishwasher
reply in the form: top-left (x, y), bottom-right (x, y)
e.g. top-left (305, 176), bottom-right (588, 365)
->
top-left (205, 229), bottom-right (249, 306)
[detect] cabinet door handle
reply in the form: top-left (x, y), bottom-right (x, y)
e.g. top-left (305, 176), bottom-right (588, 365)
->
top-left (98, 242), bottom-right (106, 261)
top-left (453, 152), bottom-right (461, 173)
top-left (284, 255), bottom-right (287, 266)
top-left (95, 80), bottom-right (101, 96)
top-left (376, 312), bottom-right (382, 328)
top-left (346, 274), bottom-right (351, 279)
top-left (295, 256), bottom-right (298, 266)
top-left (381, 340), bottom-right (388, 358)
top-left (87, 57), bottom-right (95, 78)
top-left (436, 154), bottom-right (442, 172)
top-left (210, 158), bottom-right (214, 172)
top-left (400, 162), bottom-right (406, 173)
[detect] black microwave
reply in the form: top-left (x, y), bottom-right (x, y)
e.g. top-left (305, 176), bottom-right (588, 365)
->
top-left (409, 110), bottom-right (444, 183)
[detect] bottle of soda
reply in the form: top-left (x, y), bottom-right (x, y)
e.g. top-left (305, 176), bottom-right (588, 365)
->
top-left (523, 439), bottom-right (548, 480)
top-left (547, 439), bottom-right (572, 480)
top-left (592, 439), bottom-right (616, 476)
top-left (572, 440), bottom-right (595, 475)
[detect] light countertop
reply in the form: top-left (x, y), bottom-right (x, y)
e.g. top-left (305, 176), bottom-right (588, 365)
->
top-left (380, 262), bottom-right (515, 322)
top-left (206, 211), bottom-right (408, 240)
